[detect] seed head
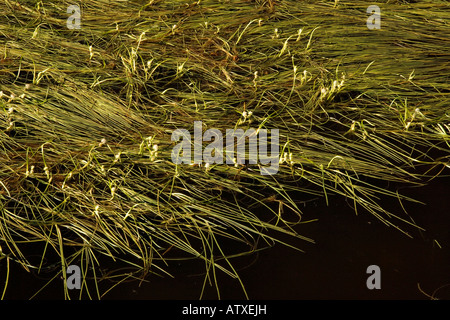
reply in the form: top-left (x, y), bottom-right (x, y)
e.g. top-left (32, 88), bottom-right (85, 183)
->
top-left (99, 138), bottom-right (107, 147)
top-left (5, 121), bottom-right (14, 132)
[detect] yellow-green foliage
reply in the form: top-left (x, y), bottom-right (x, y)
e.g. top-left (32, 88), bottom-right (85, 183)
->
top-left (0, 0), bottom-right (449, 299)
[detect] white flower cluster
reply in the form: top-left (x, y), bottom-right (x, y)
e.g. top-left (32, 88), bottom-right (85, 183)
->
top-left (94, 204), bottom-right (100, 217)
top-left (150, 143), bottom-right (158, 161)
top-left (61, 171), bottom-right (74, 189)
top-left (253, 71), bottom-right (258, 86)
top-left (233, 157), bottom-right (238, 168)
top-left (140, 136), bottom-right (159, 161)
top-left (23, 163), bottom-right (52, 182)
top-left (238, 110), bottom-right (253, 125)
top-left (2, 98), bottom-right (14, 132)
top-left (113, 151), bottom-right (122, 164)
top-left (0, 86), bottom-right (29, 102)
top-left (25, 165), bottom-right (35, 178)
top-left (294, 66), bottom-right (311, 85)
top-left (5, 120), bottom-right (14, 132)
top-left (2, 84), bottom-right (34, 133)
top-left (89, 45), bottom-right (94, 60)
top-left (110, 186), bottom-right (116, 199)
top-left (99, 138), bottom-right (107, 147)
top-left (296, 28), bottom-right (303, 42)
top-left (272, 28), bottom-right (280, 39)
top-left (405, 107), bottom-right (426, 130)
top-left (319, 74), bottom-right (345, 101)
top-left (279, 152), bottom-right (294, 165)
top-left (44, 166), bottom-right (50, 180)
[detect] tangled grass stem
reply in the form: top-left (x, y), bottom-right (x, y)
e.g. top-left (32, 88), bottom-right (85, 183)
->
top-left (0, 0), bottom-right (449, 299)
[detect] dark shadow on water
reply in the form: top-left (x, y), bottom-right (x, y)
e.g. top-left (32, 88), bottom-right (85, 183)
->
top-left (1, 177), bottom-right (449, 300)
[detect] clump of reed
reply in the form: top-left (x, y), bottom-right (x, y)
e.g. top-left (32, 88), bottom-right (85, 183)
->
top-left (0, 0), bottom-right (449, 299)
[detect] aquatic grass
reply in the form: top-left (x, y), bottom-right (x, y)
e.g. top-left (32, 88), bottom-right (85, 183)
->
top-left (1, 0), bottom-right (449, 299)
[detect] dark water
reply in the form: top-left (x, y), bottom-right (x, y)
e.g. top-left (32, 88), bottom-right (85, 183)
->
top-left (1, 177), bottom-right (449, 300)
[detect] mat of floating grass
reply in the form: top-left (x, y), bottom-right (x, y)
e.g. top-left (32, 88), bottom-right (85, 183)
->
top-left (0, 0), bottom-right (449, 299)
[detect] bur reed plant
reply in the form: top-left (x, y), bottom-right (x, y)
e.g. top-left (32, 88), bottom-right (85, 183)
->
top-left (0, 0), bottom-right (449, 299)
